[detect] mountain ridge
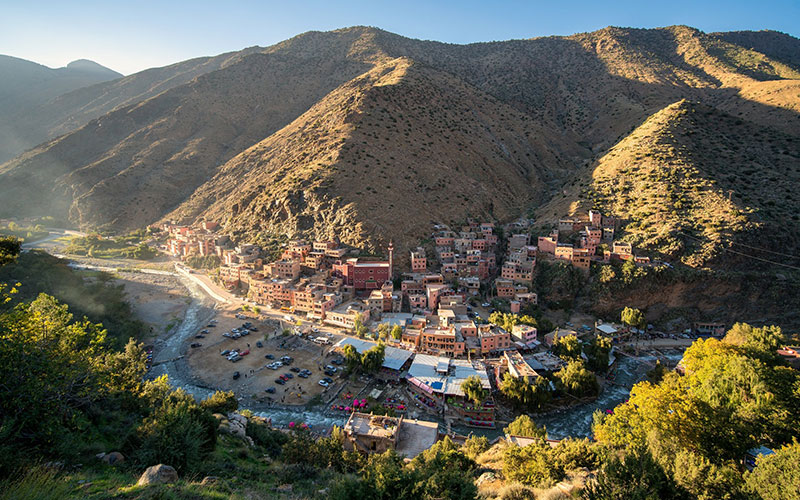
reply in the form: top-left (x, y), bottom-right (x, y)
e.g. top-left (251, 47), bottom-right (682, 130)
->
top-left (1, 25), bottom-right (799, 263)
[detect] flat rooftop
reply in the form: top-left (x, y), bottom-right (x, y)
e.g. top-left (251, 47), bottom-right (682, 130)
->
top-left (396, 419), bottom-right (439, 459)
top-left (346, 412), bottom-right (399, 439)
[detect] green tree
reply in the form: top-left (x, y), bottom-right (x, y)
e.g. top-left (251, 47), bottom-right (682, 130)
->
top-left (342, 344), bottom-right (361, 373)
top-left (500, 374), bottom-right (551, 411)
top-left (0, 236), bottom-right (21, 266)
top-left (552, 332), bottom-right (582, 361)
top-left (585, 335), bottom-right (613, 373)
top-left (361, 343), bottom-right (385, 373)
top-left (723, 323), bottom-right (785, 358)
top-left (461, 375), bottom-right (487, 405)
top-left (621, 307), bottom-right (645, 330)
top-left (503, 440), bottom-right (562, 487)
top-left (129, 387), bottom-right (218, 473)
top-left (353, 313), bottom-right (369, 338)
top-left (390, 324), bottom-right (403, 340)
top-left (504, 415), bottom-right (546, 439)
top-left (744, 440), bottom-right (800, 500)
top-left (377, 322), bottom-right (390, 340)
top-left (461, 435), bottom-right (490, 460)
top-left (200, 390), bottom-right (238, 414)
top-left (555, 359), bottom-right (599, 397)
top-left (582, 447), bottom-right (689, 500)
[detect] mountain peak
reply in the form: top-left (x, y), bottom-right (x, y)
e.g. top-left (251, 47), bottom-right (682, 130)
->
top-left (65, 59), bottom-right (122, 77)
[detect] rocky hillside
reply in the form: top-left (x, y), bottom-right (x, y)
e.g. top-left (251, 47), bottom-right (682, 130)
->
top-left (536, 100), bottom-right (800, 268)
top-left (1, 25), bottom-right (799, 257)
top-left (169, 58), bottom-right (578, 251)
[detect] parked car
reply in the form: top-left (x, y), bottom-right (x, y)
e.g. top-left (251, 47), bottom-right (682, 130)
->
top-left (231, 355), bottom-right (243, 362)
top-left (240, 349), bottom-right (250, 356)
top-left (195, 334), bottom-right (205, 339)
top-left (223, 332), bottom-right (231, 338)
top-left (324, 365), bottom-right (337, 373)
top-left (298, 372), bottom-right (309, 378)
top-left (284, 373), bottom-right (294, 379)
top-left (206, 324), bottom-right (216, 328)
top-left (256, 341), bottom-right (263, 348)
top-left (190, 343), bottom-right (202, 348)
top-left (318, 380), bottom-right (329, 387)
top-left (233, 371), bottom-right (240, 380)
top-left (265, 387), bottom-right (276, 394)
top-left (250, 327), bottom-right (259, 332)
top-left (290, 367), bottom-right (301, 373)
top-left (331, 357), bottom-right (344, 365)
top-left (280, 374), bottom-right (289, 381)
top-left (200, 329), bottom-right (209, 334)
top-left (221, 350), bottom-right (230, 356)
top-left (265, 354), bottom-right (275, 359)
top-left (323, 377), bottom-right (333, 384)
top-left (275, 379), bottom-right (285, 385)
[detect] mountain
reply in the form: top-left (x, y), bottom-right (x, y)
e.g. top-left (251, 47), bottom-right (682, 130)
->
top-left (0, 56), bottom-right (122, 162)
top-left (1, 25), bottom-right (799, 260)
top-left (535, 99), bottom-right (800, 268)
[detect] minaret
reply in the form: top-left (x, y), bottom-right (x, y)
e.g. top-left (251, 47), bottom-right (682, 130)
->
top-left (388, 240), bottom-right (394, 278)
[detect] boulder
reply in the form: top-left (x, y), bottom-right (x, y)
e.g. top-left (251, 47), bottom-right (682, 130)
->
top-left (137, 464), bottom-right (178, 486)
top-left (101, 452), bottom-right (125, 466)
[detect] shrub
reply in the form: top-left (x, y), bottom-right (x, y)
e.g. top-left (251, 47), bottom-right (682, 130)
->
top-left (200, 391), bottom-right (238, 414)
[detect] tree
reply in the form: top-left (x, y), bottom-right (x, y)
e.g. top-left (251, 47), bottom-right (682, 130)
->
top-left (252, 306), bottom-right (261, 315)
top-left (555, 359), bottom-right (599, 397)
top-left (585, 335), bottom-right (613, 373)
top-left (461, 435), bottom-right (490, 460)
top-left (723, 323), bottom-right (785, 358)
top-left (377, 322), bottom-right (390, 340)
top-left (241, 304), bottom-right (250, 312)
top-left (0, 236), bottom-right (21, 266)
top-left (390, 324), bottom-right (403, 340)
top-left (200, 390), bottom-right (238, 414)
top-left (130, 387), bottom-right (218, 473)
top-left (552, 333), bottom-right (582, 361)
top-left (504, 415), bottom-right (546, 439)
top-left (744, 440), bottom-right (800, 500)
top-left (503, 440), bottom-right (562, 487)
top-left (582, 446), bottom-right (689, 500)
top-left (647, 360), bottom-right (668, 383)
top-left (353, 313), bottom-right (369, 338)
top-left (500, 374), bottom-right (551, 411)
top-left (461, 375), bottom-right (487, 405)
top-left (342, 344), bottom-right (361, 373)
top-left (621, 307), bottom-right (645, 330)
top-left (361, 343), bottom-right (385, 373)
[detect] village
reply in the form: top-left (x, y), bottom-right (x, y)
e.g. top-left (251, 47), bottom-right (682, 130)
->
top-left (151, 210), bottom-right (733, 457)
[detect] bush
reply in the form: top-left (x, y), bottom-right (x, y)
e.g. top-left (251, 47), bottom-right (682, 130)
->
top-left (200, 391), bottom-right (238, 414)
top-left (246, 420), bottom-right (288, 458)
top-left (497, 483), bottom-right (537, 500)
top-left (128, 389), bottom-right (217, 473)
top-left (462, 435), bottom-right (490, 460)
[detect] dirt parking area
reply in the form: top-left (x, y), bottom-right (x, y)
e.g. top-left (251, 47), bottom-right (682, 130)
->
top-left (187, 312), bottom-right (346, 405)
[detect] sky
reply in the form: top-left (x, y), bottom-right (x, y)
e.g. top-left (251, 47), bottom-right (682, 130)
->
top-left (2, 0), bottom-right (799, 75)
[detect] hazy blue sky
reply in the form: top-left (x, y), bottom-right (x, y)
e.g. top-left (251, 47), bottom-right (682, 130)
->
top-left (2, 0), bottom-right (798, 75)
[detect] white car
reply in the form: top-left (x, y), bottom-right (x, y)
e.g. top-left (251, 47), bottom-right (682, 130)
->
top-left (318, 380), bottom-right (329, 387)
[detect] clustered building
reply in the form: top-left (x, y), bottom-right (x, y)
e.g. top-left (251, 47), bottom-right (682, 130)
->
top-left (537, 209), bottom-right (650, 269)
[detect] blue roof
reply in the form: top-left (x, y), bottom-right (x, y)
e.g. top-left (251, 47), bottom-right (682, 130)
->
top-left (430, 381), bottom-right (444, 390)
